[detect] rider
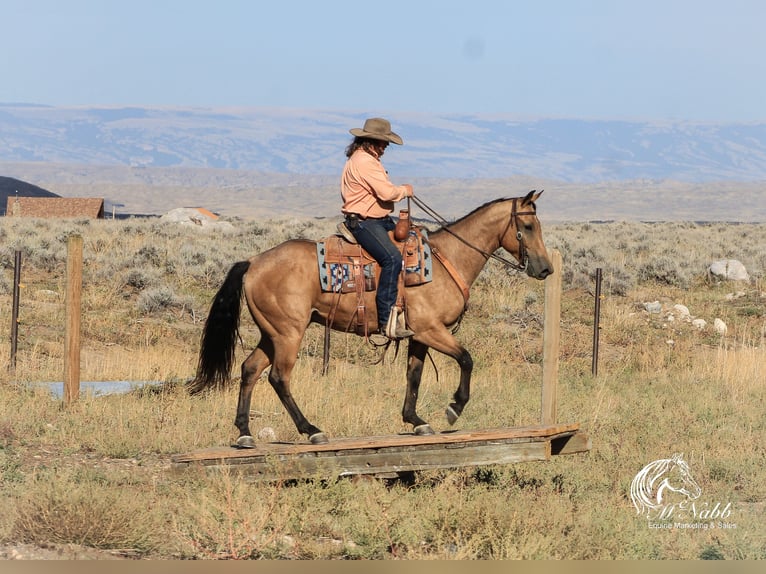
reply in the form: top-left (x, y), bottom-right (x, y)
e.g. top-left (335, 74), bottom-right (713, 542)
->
top-left (341, 117), bottom-right (415, 340)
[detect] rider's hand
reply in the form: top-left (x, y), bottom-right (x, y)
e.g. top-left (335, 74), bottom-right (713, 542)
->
top-left (402, 184), bottom-right (414, 197)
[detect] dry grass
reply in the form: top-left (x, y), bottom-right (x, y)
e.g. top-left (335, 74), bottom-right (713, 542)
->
top-left (0, 215), bottom-right (764, 559)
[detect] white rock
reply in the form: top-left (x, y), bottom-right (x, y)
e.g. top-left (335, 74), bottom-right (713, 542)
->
top-left (692, 319), bottom-right (707, 330)
top-left (673, 304), bottom-right (691, 319)
top-left (256, 426), bottom-right (277, 441)
top-left (714, 318), bottom-right (728, 335)
top-left (709, 260), bottom-right (750, 282)
top-left (644, 301), bottom-right (662, 314)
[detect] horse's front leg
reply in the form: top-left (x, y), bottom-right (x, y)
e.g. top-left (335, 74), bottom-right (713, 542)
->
top-left (445, 347), bottom-right (473, 425)
top-left (402, 341), bottom-right (435, 435)
top-left (417, 328), bottom-right (473, 426)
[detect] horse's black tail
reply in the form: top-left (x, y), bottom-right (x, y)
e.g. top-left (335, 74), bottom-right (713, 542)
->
top-left (187, 260), bottom-right (251, 394)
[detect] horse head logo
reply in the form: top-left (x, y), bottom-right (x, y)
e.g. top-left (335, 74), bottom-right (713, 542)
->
top-left (630, 453), bottom-right (702, 517)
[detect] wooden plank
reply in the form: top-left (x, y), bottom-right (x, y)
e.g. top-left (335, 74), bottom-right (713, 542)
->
top-left (171, 424), bottom-right (591, 481)
top-left (541, 248), bottom-right (562, 425)
top-left (236, 441), bottom-right (553, 481)
top-left (551, 430), bottom-right (592, 456)
top-left (172, 423), bottom-right (581, 463)
top-left (176, 437), bottom-right (556, 481)
top-left (64, 235), bottom-right (83, 405)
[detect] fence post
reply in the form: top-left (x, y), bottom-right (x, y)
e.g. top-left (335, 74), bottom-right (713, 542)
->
top-left (592, 268), bottom-right (603, 376)
top-left (541, 249), bottom-right (562, 426)
top-left (9, 250), bottom-right (22, 373)
top-left (64, 235), bottom-right (83, 404)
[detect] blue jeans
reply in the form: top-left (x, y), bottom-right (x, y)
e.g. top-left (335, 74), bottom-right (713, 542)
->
top-left (348, 216), bottom-right (402, 329)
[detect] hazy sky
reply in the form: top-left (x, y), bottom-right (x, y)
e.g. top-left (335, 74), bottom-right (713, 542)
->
top-left (3, 0), bottom-right (765, 121)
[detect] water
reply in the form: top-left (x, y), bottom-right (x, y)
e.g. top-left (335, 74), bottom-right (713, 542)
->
top-left (35, 381), bottom-right (162, 399)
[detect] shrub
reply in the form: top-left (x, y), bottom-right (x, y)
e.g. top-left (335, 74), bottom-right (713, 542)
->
top-left (137, 285), bottom-right (180, 313)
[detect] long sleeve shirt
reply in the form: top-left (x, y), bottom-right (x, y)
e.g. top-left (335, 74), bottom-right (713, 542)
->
top-left (341, 149), bottom-right (410, 219)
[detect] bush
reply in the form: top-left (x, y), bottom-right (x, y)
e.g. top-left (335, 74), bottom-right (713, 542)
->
top-left (137, 285), bottom-right (180, 313)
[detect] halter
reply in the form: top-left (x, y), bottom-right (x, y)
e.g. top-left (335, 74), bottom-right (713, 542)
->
top-left (411, 195), bottom-right (535, 272)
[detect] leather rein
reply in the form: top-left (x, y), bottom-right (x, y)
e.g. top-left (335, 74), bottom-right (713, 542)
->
top-left (411, 195), bottom-right (535, 273)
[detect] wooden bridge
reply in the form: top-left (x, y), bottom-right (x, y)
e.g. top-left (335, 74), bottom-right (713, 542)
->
top-left (171, 423), bottom-right (589, 480)
top-left (172, 250), bottom-right (592, 481)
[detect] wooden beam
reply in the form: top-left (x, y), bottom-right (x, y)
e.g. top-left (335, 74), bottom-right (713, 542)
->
top-left (172, 424), bottom-right (590, 481)
top-left (64, 235), bottom-right (83, 405)
top-left (541, 248), bottom-right (562, 425)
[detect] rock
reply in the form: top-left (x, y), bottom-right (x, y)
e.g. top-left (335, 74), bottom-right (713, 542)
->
top-left (709, 260), bottom-right (750, 282)
top-left (256, 427), bottom-right (277, 441)
top-left (160, 207), bottom-right (236, 232)
top-left (692, 318), bottom-right (707, 330)
top-left (643, 301), bottom-right (662, 314)
top-left (673, 304), bottom-right (691, 319)
top-left (714, 318), bottom-right (728, 335)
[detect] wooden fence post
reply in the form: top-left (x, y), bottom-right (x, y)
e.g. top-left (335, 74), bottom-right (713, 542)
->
top-left (541, 249), bottom-right (562, 425)
top-left (64, 235), bottom-right (83, 404)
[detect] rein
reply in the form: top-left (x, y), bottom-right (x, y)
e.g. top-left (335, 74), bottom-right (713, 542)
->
top-left (411, 195), bottom-right (533, 272)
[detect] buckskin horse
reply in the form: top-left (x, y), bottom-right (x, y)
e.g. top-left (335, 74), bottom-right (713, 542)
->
top-left (189, 190), bottom-right (552, 446)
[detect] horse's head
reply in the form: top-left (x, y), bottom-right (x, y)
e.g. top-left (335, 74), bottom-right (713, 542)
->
top-left (500, 190), bottom-right (553, 280)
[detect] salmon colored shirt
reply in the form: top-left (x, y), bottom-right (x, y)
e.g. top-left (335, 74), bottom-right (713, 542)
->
top-left (341, 149), bottom-right (410, 219)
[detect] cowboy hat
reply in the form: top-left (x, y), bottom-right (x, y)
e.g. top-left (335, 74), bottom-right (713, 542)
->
top-left (349, 117), bottom-right (403, 145)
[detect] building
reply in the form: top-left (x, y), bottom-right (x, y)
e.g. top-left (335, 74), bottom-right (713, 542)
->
top-left (5, 197), bottom-right (105, 219)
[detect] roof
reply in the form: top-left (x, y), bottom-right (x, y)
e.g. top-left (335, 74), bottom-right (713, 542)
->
top-left (5, 197), bottom-right (105, 219)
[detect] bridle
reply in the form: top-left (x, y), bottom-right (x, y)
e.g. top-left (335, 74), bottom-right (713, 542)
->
top-left (411, 195), bottom-right (536, 272)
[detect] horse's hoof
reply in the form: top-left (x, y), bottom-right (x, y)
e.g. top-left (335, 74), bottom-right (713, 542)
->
top-left (445, 405), bottom-right (459, 426)
top-left (309, 432), bottom-right (329, 445)
top-left (414, 424), bottom-right (435, 436)
top-left (236, 435), bottom-right (256, 449)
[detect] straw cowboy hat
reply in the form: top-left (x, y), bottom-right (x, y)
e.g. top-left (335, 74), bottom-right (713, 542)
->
top-left (349, 117), bottom-right (403, 145)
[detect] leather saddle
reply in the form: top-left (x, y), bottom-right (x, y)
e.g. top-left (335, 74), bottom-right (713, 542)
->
top-left (316, 222), bottom-right (433, 336)
top-left (317, 223), bottom-right (432, 294)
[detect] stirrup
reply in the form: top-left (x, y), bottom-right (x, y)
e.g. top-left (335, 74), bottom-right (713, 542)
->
top-left (385, 307), bottom-right (414, 340)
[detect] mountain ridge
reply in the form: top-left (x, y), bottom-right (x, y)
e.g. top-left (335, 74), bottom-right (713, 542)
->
top-left (1, 104), bottom-right (764, 221)
top-left (3, 103), bottom-right (766, 182)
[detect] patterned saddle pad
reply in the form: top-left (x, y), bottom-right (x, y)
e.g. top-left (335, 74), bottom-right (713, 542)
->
top-left (316, 227), bottom-right (433, 293)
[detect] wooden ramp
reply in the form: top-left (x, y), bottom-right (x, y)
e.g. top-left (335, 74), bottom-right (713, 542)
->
top-left (171, 423), bottom-right (591, 481)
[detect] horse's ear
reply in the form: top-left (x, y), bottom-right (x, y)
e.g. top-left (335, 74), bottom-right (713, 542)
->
top-left (522, 189), bottom-right (543, 206)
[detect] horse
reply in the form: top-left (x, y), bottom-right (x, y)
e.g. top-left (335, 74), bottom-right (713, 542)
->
top-left (630, 453), bottom-right (702, 516)
top-left (189, 190), bottom-right (552, 446)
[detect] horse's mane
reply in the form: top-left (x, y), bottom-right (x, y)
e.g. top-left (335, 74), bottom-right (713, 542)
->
top-left (430, 196), bottom-right (534, 236)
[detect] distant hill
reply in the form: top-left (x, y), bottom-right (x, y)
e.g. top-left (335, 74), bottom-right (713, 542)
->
top-left (1, 104), bottom-right (766, 182)
top-left (0, 176), bottom-right (58, 214)
top-left (1, 105), bottom-right (764, 221)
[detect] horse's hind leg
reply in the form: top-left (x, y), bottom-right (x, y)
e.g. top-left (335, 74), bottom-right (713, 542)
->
top-left (234, 337), bottom-right (274, 448)
top-left (268, 336), bottom-right (328, 445)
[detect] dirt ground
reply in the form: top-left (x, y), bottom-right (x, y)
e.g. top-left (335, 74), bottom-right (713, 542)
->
top-left (0, 542), bottom-right (136, 560)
